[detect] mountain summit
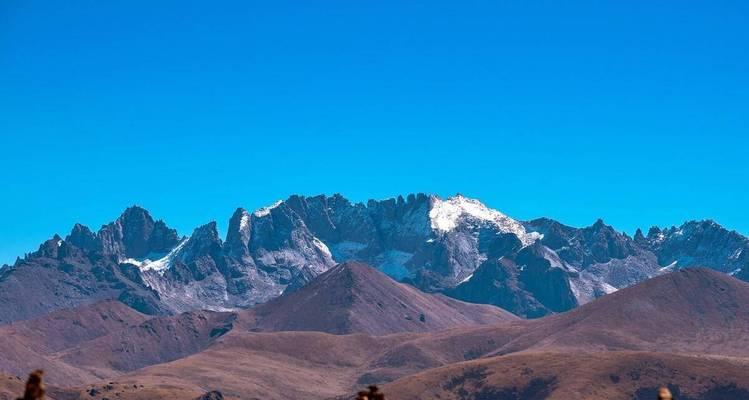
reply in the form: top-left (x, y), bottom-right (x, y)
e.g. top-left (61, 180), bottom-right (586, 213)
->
top-left (240, 261), bottom-right (516, 335)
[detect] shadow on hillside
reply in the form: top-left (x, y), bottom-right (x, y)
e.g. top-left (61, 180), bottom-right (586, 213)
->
top-left (635, 383), bottom-right (749, 400)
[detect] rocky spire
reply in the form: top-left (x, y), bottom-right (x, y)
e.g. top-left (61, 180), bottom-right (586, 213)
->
top-left (225, 208), bottom-right (251, 259)
top-left (66, 223), bottom-right (98, 252)
top-left (98, 206), bottom-right (180, 259)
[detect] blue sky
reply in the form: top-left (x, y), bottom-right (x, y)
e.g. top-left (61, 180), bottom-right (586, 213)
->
top-left (1, 1), bottom-right (748, 265)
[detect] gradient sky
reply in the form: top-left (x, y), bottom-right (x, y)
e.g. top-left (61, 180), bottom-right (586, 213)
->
top-left (1, 1), bottom-right (748, 265)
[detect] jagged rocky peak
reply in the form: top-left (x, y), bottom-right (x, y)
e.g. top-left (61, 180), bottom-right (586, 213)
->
top-left (66, 223), bottom-right (97, 252)
top-left (524, 217), bottom-right (578, 249)
top-left (153, 221), bottom-right (227, 285)
top-left (641, 219), bottom-right (749, 274)
top-left (647, 225), bottom-right (663, 238)
top-left (33, 234), bottom-right (64, 259)
top-left (118, 206), bottom-right (157, 257)
top-left (186, 221), bottom-right (222, 249)
top-left (262, 193), bottom-right (376, 245)
top-left (579, 218), bottom-right (638, 264)
top-left (225, 208), bottom-right (251, 258)
top-left (98, 205), bottom-right (180, 259)
top-left (252, 199), bottom-right (283, 218)
top-left (526, 217), bottom-right (640, 268)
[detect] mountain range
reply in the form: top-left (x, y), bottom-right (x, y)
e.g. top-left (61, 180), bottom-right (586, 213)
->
top-left (2, 193), bottom-right (749, 323)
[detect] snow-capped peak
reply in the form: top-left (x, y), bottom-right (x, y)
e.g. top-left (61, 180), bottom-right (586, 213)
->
top-left (253, 200), bottom-right (283, 217)
top-left (429, 195), bottom-right (540, 246)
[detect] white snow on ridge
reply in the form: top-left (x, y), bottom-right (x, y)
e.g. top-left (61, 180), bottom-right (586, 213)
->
top-left (459, 273), bottom-right (474, 284)
top-left (239, 210), bottom-right (251, 232)
top-left (428, 195), bottom-right (538, 246)
top-left (660, 260), bottom-right (678, 272)
top-left (122, 238), bottom-right (189, 275)
top-left (253, 200), bottom-right (283, 217)
top-left (601, 282), bottom-right (619, 294)
top-left (312, 236), bottom-right (332, 258)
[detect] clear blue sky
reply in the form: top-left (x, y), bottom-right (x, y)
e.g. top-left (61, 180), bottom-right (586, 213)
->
top-left (1, 1), bottom-right (748, 265)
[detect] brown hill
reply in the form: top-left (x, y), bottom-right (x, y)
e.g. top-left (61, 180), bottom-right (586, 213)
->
top-left (488, 267), bottom-right (749, 357)
top-left (239, 261), bottom-right (517, 335)
top-left (0, 300), bottom-right (235, 386)
top-left (383, 351), bottom-right (749, 400)
top-left (0, 301), bottom-right (148, 384)
top-left (1, 300), bottom-right (148, 352)
top-left (56, 309), bottom-right (236, 377)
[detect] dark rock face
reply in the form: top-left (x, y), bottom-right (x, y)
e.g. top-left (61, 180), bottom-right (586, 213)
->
top-left (225, 208), bottom-right (251, 260)
top-left (525, 218), bottom-right (639, 267)
top-left (169, 222), bottom-right (226, 282)
top-left (447, 259), bottom-right (552, 318)
top-left (1, 195), bottom-right (748, 323)
top-left (67, 224), bottom-right (98, 253)
top-left (97, 206), bottom-right (180, 259)
top-left (515, 245), bottom-right (578, 313)
top-left (446, 243), bottom-right (579, 318)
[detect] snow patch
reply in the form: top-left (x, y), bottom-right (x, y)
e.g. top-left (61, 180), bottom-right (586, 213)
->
top-left (653, 232), bottom-right (666, 243)
top-left (121, 238), bottom-right (189, 275)
top-left (239, 210), bottom-right (250, 232)
top-left (429, 195), bottom-right (538, 246)
top-left (459, 273), bottom-right (473, 284)
top-left (600, 282), bottom-right (619, 294)
top-left (253, 200), bottom-right (283, 217)
top-left (312, 237), bottom-right (332, 258)
top-left (660, 260), bottom-right (678, 272)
